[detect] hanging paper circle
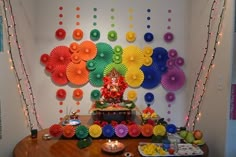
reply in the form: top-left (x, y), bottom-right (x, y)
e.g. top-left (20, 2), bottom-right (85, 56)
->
top-left (141, 124), bottom-right (153, 137)
top-left (115, 124), bottom-right (128, 138)
top-left (143, 46), bottom-right (153, 57)
top-left (127, 90), bottom-right (137, 101)
top-left (94, 42), bottom-right (113, 66)
top-left (66, 61), bottom-right (89, 86)
top-left (128, 124), bottom-right (141, 137)
top-left (168, 49), bottom-right (178, 58)
top-left (89, 124), bottom-right (102, 138)
top-left (144, 32), bottom-right (154, 42)
top-left (69, 42), bottom-right (80, 53)
top-left (122, 45), bottom-right (144, 69)
top-left (143, 57), bottom-right (153, 66)
top-left (164, 32), bottom-right (174, 43)
top-left (114, 45), bottom-right (123, 55)
top-left (102, 124), bottom-right (115, 138)
top-left (152, 47), bottom-right (169, 66)
top-left (40, 54), bottom-right (50, 65)
top-left (50, 46), bottom-right (71, 67)
top-left (108, 30), bottom-right (117, 41)
top-left (161, 67), bottom-right (186, 91)
top-left (153, 124), bottom-right (166, 136)
top-left (126, 31), bottom-right (136, 42)
top-left (56, 88), bottom-right (67, 99)
top-left (73, 88), bottom-right (83, 99)
top-left (175, 57), bottom-right (185, 66)
top-left (49, 124), bottom-right (63, 137)
top-left (55, 28), bottom-right (66, 40)
top-left (91, 89), bottom-right (101, 100)
top-left (63, 125), bottom-right (75, 138)
top-left (113, 54), bottom-right (122, 64)
top-left (103, 63), bottom-right (127, 76)
top-left (90, 29), bottom-right (100, 41)
top-left (73, 29), bottom-right (83, 40)
top-left (141, 65), bottom-right (161, 89)
top-left (89, 67), bottom-right (104, 87)
top-left (86, 60), bottom-right (97, 71)
top-left (166, 124), bottom-right (177, 134)
top-left (79, 40), bottom-right (97, 61)
top-left (71, 53), bottom-right (81, 64)
top-left (165, 92), bottom-right (175, 102)
top-left (166, 59), bottom-right (176, 69)
top-left (144, 92), bottom-right (154, 103)
top-left (125, 68), bottom-right (144, 88)
top-left (52, 66), bottom-right (68, 85)
top-left (75, 125), bottom-right (89, 139)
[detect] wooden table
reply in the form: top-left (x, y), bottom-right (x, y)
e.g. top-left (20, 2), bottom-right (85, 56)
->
top-left (13, 116), bottom-right (209, 157)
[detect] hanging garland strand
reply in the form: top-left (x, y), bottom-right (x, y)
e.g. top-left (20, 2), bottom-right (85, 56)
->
top-left (2, 0), bottom-right (42, 130)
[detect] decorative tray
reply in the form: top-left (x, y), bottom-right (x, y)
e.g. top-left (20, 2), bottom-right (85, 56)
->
top-left (61, 119), bottom-right (81, 126)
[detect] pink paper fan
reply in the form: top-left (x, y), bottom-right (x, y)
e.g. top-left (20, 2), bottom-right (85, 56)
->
top-left (50, 46), bottom-right (71, 67)
top-left (175, 57), bottom-right (185, 66)
top-left (168, 49), bottom-right (178, 58)
top-left (51, 66), bottom-right (69, 85)
top-left (166, 59), bottom-right (176, 69)
top-left (161, 68), bottom-right (186, 91)
top-left (165, 92), bottom-right (175, 102)
top-left (115, 124), bottom-right (128, 138)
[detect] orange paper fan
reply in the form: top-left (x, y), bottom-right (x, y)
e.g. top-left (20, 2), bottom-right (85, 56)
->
top-left (52, 66), bottom-right (69, 85)
top-left (69, 42), bottom-right (80, 53)
top-left (50, 46), bottom-right (71, 67)
top-left (66, 61), bottom-right (89, 85)
top-left (125, 68), bottom-right (144, 88)
top-left (63, 125), bottom-right (75, 138)
top-left (71, 53), bottom-right (81, 64)
top-left (79, 40), bottom-right (97, 61)
top-left (73, 88), bottom-right (83, 99)
top-left (141, 124), bottom-right (153, 137)
top-left (73, 29), bottom-right (83, 40)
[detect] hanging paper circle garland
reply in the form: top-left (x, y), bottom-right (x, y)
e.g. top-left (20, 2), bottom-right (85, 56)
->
top-left (144, 32), bottom-right (154, 42)
top-left (90, 29), bottom-right (100, 41)
top-left (144, 92), bottom-right (154, 103)
top-left (108, 30), bottom-right (117, 41)
top-left (102, 124), bottom-right (115, 138)
top-left (56, 88), bottom-right (67, 99)
top-left (55, 28), bottom-right (66, 40)
top-left (73, 29), bottom-right (83, 40)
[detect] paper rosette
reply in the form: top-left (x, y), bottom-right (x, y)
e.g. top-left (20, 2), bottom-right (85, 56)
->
top-left (113, 45), bottom-right (123, 55)
top-left (63, 125), bottom-right (75, 138)
top-left (163, 32), bottom-right (174, 43)
top-left (127, 90), bottom-right (137, 101)
top-left (143, 46), bottom-right (153, 57)
top-left (69, 42), bottom-right (80, 53)
top-left (66, 61), bottom-right (89, 86)
top-left (141, 124), bottom-right (153, 137)
top-left (40, 54), bottom-right (50, 65)
top-left (94, 42), bottom-right (113, 66)
top-left (175, 57), bottom-right (185, 67)
top-left (75, 125), bottom-right (89, 139)
top-left (158, 64), bottom-right (168, 74)
top-left (56, 88), bottom-right (67, 99)
top-left (89, 124), bottom-right (102, 138)
top-left (166, 59), bottom-right (176, 69)
top-left (143, 56), bottom-right (153, 66)
top-left (55, 28), bottom-right (66, 40)
top-left (168, 49), bottom-right (178, 58)
top-left (144, 32), bottom-right (154, 42)
top-left (86, 60), bottom-right (97, 71)
top-left (153, 124), bottom-right (166, 136)
top-left (152, 47), bottom-right (169, 66)
top-left (103, 63), bottom-right (127, 76)
top-left (108, 30), bottom-right (117, 41)
top-left (52, 66), bottom-right (69, 85)
top-left (144, 92), bottom-right (154, 103)
top-left (112, 54), bottom-right (122, 64)
top-left (45, 62), bottom-right (55, 73)
top-left (161, 67), bottom-right (186, 91)
top-left (166, 124), bottom-right (177, 134)
top-left (122, 45), bottom-right (144, 69)
top-left (125, 68), bottom-right (144, 87)
top-left (91, 89), bottom-right (101, 100)
top-left (141, 65), bottom-right (161, 89)
top-left (165, 92), bottom-right (175, 102)
top-left (90, 29), bottom-right (100, 41)
top-left (50, 46), bottom-right (71, 67)
top-left (71, 53), bottom-right (81, 64)
top-left (73, 29), bottom-right (83, 40)
top-left (126, 31), bottom-right (136, 42)
top-left (115, 124), bottom-right (128, 138)
top-left (128, 124), bottom-right (141, 137)
top-left (89, 67), bottom-right (104, 87)
top-left (102, 124), bottom-right (115, 138)
top-left (73, 88), bottom-right (83, 99)
top-left (49, 124), bottom-right (63, 137)
top-left (79, 40), bottom-right (97, 61)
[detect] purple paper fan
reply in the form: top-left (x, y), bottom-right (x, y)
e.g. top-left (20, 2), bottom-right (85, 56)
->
top-left (161, 68), bottom-right (186, 91)
top-left (168, 49), bottom-right (178, 58)
top-left (165, 92), bottom-right (175, 102)
top-left (175, 57), bottom-right (185, 67)
top-left (115, 124), bottom-right (128, 138)
top-left (166, 59), bottom-right (176, 69)
top-left (163, 32), bottom-right (174, 43)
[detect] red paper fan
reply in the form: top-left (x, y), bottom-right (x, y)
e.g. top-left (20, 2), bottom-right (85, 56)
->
top-left (141, 124), bottom-right (153, 137)
top-left (71, 53), bottom-right (81, 64)
top-left (55, 28), bottom-right (66, 40)
top-left (73, 29), bottom-right (83, 40)
top-left (79, 40), bottom-right (97, 61)
top-left (52, 66), bottom-right (69, 85)
top-left (73, 88), bottom-right (83, 99)
top-left (161, 67), bottom-right (186, 91)
top-left (69, 42), bottom-right (80, 53)
top-left (56, 88), bottom-right (67, 99)
top-left (128, 124), bottom-right (141, 137)
top-left (50, 46), bottom-right (71, 67)
top-left (49, 124), bottom-right (63, 137)
top-left (66, 61), bottom-right (89, 85)
top-left (63, 125), bottom-right (75, 138)
top-left (40, 53), bottom-right (50, 65)
top-left (45, 62), bottom-right (55, 73)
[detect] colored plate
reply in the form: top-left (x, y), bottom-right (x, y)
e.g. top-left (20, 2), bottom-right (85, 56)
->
top-left (75, 125), bottom-right (88, 139)
top-left (141, 124), bottom-right (153, 137)
top-left (49, 124), bottom-right (63, 137)
top-left (63, 125), bottom-right (75, 138)
top-left (115, 124), bottom-right (128, 138)
top-left (102, 124), bottom-right (115, 138)
top-left (125, 68), bottom-right (144, 88)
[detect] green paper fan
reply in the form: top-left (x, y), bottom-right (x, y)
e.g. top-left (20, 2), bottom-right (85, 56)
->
top-left (103, 63), bottom-right (127, 76)
top-left (112, 54), bottom-right (122, 64)
top-left (75, 125), bottom-right (89, 139)
top-left (89, 67), bottom-right (104, 87)
top-left (94, 42), bottom-right (113, 67)
top-left (91, 89), bottom-right (101, 100)
top-left (114, 45), bottom-right (123, 55)
top-left (86, 60), bottom-right (97, 71)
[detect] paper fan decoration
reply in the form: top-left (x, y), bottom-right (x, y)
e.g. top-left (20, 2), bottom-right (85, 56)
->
top-left (50, 46), bottom-right (71, 67)
top-left (114, 45), bottom-right (123, 55)
top-left (143, 56), bottom-right (153, 66)
top-left (144, 32), bottom-right (154, 42)
top-left (141, 65), bottom-right (161, 89)
top-left (91, 89), bottom-right (101, 100)
top-left (94, 42), bottom-right (113, 65)
top-left (40, 53), bottom-right (50, 65)
top-left (122, 45), bottom-right (144, 69)
top-left (165, 92), bottom-right (175, 102)
top-left (141, 124), bottom-right (153, 137)
top-left (125, 68), bottom-right (144, 87)
top-left (175, 57), bottom-right (185, 66)
top-left (79, 40), bottom-right (97, 61)
top-left (86, 60), bottom-right (97, 71)
top-left (55, 28), bottom-right (66, 40)
top-left (143, 46), bottom-right (153, 57)
top-left (161, 67), bottom-right (186, 91)
top-left (69, 42), bottom-right (80, 53)
top-left (89, 124), bottom-right (102, 138)
top-left (152, 47), bottom-right (169, 66)
top-left (166, 59), bottom-right (176, 69)
top-left (126, 31), bottom-right (136, 42)
top-left (90, 29), bottom-right (100, 41)
top-left (52, 66), bottom-right (69, 85)
top-left (153, 124), bottom-right (166, 136)
top-left (63, 125), bottom-right (75, 138)
top-left (115, 124), bottom-right (128, 138)
top-left (49, 124), bottom-right (63, 137)
top-left (71, 53), bottom-right (81, 64)
top-left (56, 88), bottom-right (67, 99)
top-left (73, 88), bottom-right (83, 99)
top-left (164, 32), bottom-right (174, 43)
top-left (103, 63), bottom-right (127, 76)
top-left (113, 54), bottom-right (122, 64)
top-left (66, 61), bottom-right (89, 86)
top-left (45, 62), bottom-right (55, 73)
top-left (108, 30), bottom-right (117, 41)
top-left (127, 90), bottom-right (137, 101)
top-left (168, 49), bottom-right (178, 58)
top-left (158, 65), bottom-right (168, 74)
top-left (144, 92), bottom-right (154, 103)
top-left (89, 67), bottom-right (104, 87)
top-left (73, 29), bottom-right (83, 40)
top-left (166, 124), bottom-right (177, 134)
top-left (102, 124), bottom-right (115, 138)
top-left (128, 124), bottom-right (141, 137)
top-left (75, 125), bottom-right (89, 139)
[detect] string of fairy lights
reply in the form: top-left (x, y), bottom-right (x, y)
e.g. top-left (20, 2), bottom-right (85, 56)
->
top-left (1, 0), bottom-right (42, 131)
top-left (185, 0), bottom-right (227, 131)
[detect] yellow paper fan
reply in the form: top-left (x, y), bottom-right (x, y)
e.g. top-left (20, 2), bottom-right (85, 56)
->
top-left (89, 124), bottom-right (102, 138)
top-left (153, 124), bottom-right (166, 136)
top-left (127, 90), bottom-right (137, 101)
top-left (143, 46), bottom-right (153, 57)
top-left (143, 56), bottom-right (153, 66)
top-left (125, 68), bottom-right (144, 88)
top-left (122, 45), bottom-right (144, 69)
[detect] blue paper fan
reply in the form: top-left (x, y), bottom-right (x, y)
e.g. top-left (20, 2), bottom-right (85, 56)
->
top-left (141, 65), bottom-right (161, 89)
